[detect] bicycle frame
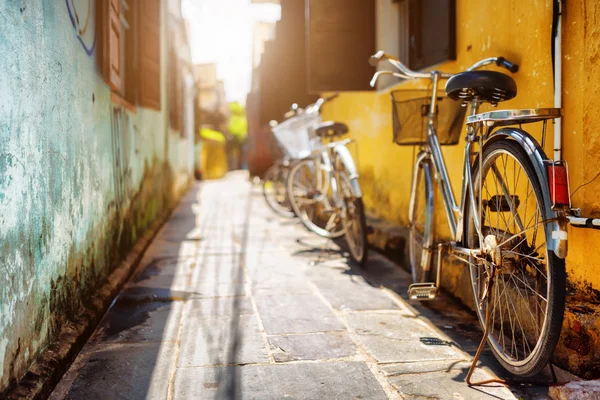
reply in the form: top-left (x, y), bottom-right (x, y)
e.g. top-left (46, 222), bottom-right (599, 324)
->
top-left (409, 74), bottom-right (477, 250)
top-left (412, 72), bottom-right (567, 261)
top-left (308, 138), bottom-right (360, 209)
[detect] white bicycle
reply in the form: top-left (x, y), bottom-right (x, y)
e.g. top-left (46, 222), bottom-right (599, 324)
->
top-left (286, 98), bottom-right (368, 266)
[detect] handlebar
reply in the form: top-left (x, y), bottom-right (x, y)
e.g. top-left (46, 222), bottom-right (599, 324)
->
top-left (282, 93), bottom-right (339, 120)
top-left (369, 50), bottom-right (519, 87)
top-left (308, 93), bottom-right (339, 113)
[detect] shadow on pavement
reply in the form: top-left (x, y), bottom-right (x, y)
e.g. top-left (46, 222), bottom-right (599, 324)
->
top-left (50, 179), bottom-right (256, 399)
top-left (292, 233), bottom-right (565, 400)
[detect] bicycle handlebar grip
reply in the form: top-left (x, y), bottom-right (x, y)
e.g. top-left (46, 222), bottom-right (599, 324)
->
top-left (325, 93), bottom-right (339, 102)
top-left (369, 50), bottom-right (385, 66)
top-left (496, 57), bottom-right (519, 73)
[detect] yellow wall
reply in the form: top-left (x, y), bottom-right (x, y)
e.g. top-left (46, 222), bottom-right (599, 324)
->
top-left (200, 140), bottom-right (228, 180)
top-left (321, 0), bottom-right (600, 294)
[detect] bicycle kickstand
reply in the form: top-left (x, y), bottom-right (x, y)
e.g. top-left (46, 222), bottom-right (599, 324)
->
top-left (465, 266), bottom-right (507, 386)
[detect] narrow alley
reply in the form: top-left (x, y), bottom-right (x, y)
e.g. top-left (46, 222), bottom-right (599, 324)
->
top-left (7, 0), bottom-right (600, 399)
top-left (48, 172), bottom-right (535, 399)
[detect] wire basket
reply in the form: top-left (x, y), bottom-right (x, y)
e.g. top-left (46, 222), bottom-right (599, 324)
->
top-left (272, 112), bottom-right (321, 159)
top-left (391, 90), bottom-right (466, 146)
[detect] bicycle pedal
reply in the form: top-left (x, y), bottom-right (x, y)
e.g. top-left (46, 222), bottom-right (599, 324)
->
top-left (408, 283), bottom-right (438, 301)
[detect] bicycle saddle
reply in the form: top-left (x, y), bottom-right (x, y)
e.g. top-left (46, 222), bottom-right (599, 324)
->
top-left (445, 71), bottom-right (517, 104)
top-left (316, 121), bottom-right (348, 137)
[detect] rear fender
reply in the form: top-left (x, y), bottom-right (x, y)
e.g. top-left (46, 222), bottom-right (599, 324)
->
top-left (483, 127), bottom-right (566, 258)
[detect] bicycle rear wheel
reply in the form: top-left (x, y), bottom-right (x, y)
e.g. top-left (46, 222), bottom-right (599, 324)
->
top-left (465, 139), bottom-right (565, 377)
top-left (263, 164), bottom-right (295, 218)
top-left (287, 157), bottom-right (345, 238)
top-left (409, 158), bottom-right (435, 283)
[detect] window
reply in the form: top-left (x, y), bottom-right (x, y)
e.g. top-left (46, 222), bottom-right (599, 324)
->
top-left (97, 0), bottom-right (161, 110)
top-left (399, 0), bottom-right (456, 71)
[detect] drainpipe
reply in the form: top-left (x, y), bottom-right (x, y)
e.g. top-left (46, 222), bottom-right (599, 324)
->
top-left (557, 0), bottom-right (600, 229)
top-left (553, 0), bottom-right (562, 161)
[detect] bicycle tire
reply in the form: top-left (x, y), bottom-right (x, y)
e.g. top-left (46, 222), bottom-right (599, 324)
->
top-left (339, 170), bottom-right (368, 266)
top-left (262, 164), bottom-right (295, 218)
top-left (465, 139), bottom-right (565, 377)
top-left (287, 158), bottom-right (345, 238)
top-left (409, 158), bottom-right (435, 283)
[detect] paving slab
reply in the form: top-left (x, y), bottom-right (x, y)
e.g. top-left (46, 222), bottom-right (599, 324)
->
top-left (50, 342), bottom-right (178, 400)
top-left (188, 256), bottom-right (245, 285)
top-left (178, 315), bottom-right (270, 367)
top-left (268, 332), bottom-right (357, 362)
top-left (246, 259), bottom-right (307, 282)
top-left (174, 362), bottom-right (388, 400)
top-left (143, 239), bottom-right (200, 259)
top-left (345, 311), bottom-right (466, 363)
top-left (312, 278), bottom-right (400, 311)
top-left (185, 297), bottom-right (255, 318)
top-left (251, 277), bottom-right (314, 295)
top-left (389, 369), bottom-right (517, 399)
top-left (254, 293), bottom-right (346, 334)
top-left (303, 263), bottom-right (364, 282)
top-left (380, 359), bottom-right (472, 376)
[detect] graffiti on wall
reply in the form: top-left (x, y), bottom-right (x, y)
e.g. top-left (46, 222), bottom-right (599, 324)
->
top-left (65, 0), bottom-right (96, 56)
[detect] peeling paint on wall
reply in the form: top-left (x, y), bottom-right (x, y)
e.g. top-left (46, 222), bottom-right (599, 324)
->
top-left (0, 1), bottom-right (192, 392)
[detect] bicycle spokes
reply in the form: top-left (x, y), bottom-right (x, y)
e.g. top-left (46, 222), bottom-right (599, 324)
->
top-left (473, 149), bottom-right (549, 365)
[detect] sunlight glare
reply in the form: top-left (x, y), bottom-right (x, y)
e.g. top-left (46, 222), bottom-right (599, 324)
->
top-left (182, 0), bottom-right (281, 103)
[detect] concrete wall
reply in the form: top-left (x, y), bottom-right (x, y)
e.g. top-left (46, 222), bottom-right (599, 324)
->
top-left (0, 1), bottom-right (192, 391)
top-left (321, 0), bottom-right (600, 376)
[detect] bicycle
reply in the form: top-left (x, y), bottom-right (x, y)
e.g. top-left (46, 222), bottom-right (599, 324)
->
top-left (263, 102), bottom-right (322, 219)
top-left (370, 50), bottom-right (570, 378)
top-left (286, 101), bottom-right (368, 266)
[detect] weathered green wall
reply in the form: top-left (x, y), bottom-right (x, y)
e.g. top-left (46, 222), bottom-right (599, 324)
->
top-left (0, 1), bottom-right (192, 391)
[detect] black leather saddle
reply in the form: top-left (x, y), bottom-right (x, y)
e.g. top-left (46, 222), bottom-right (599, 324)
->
top-left (445, 71), bottom-right (517, 103)
top-left (315, 121), bottom-right (348, 137)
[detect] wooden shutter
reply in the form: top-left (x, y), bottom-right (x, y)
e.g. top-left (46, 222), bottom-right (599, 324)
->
top-left (138, 0), bottom-right (161, 110)
top-left (169, 48), bottom-right (183, 131)
top-left (407, 0), bottom-right (456, 70)
top-left (306, 0), bottom-right (376, 92)
top-left (99, 0), bottom-right (122, 91)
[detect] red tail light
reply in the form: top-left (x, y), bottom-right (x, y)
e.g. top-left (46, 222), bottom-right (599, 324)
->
top-left (547, 164), bottom-right (570, 206)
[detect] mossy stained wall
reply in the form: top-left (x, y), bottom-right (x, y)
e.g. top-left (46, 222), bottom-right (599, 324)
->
top-left (0, 1), bottom-right (192, 391)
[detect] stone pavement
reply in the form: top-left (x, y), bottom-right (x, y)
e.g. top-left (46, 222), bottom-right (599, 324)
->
top-left (49, 172), bottom-right (535, 399)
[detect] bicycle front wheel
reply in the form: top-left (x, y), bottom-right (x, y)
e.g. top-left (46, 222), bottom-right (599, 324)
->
top-left (287, 158), bottom-right (345, 238)
top-left (338, 169), bottom-right (368, 266)
top-left (465, 139), bottom-right (565, 377)
top-left (409, 158), bottom-right (435, 283)
top-left (263, 164), bottom-right (295, 218)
